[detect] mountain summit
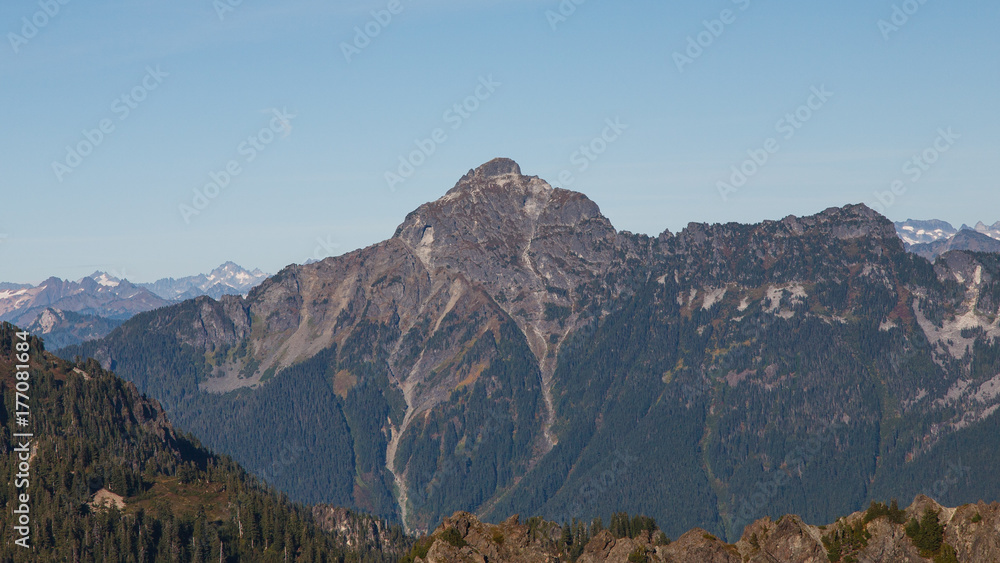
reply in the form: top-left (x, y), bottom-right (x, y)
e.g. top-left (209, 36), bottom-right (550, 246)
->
top-left (65, 160), bottom-right (1000, 541)
top-left (454, 157), bottom-right (523, 183)
top-left (395, 158), bottom-right (622, 363)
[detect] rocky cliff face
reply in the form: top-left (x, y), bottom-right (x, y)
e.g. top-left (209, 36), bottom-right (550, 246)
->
top-left (63, 159), bottom-right (1000, 542)
top-left (312, 505), bottom-right (409, 556)
top-left (24, 307), bottom-right (125, 349)
top-left (411, 496), bottom-right (1000, 563)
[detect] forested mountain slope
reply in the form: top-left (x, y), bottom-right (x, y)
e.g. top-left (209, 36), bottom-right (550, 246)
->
top-left (0, 323), bottom-right (407, 562)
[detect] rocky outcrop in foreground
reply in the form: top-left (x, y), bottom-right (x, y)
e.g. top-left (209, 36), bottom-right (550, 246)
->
top-left (312, 504), bottom-right (409, 556)
top-left (407, 496), bottom-right (1000, 563)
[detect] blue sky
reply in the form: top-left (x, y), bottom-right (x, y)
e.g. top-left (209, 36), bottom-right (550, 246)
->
top-left (1, 0), bottom-right (997, 283)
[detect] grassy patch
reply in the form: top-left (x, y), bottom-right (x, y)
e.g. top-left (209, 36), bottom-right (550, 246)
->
top-left (127, 477), bottom-right (229, 520)
top-left (333, 369), bottom-right (358, 399)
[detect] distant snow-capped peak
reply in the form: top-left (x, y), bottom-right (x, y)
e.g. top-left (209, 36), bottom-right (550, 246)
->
top-left (85, 272), bottom-right (121, 287)
top-left (204, 262), bottom-right (268, 289)
top-left (136, 262), bottom-right (270, 300)
top-left (894, 219), bottom-right (957, 246)
top-left (895, 219), bottom-right (1000, 247)
top-left (971, 221), bottom-right (1000, 240)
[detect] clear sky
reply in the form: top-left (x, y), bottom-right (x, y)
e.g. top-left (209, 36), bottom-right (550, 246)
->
top-left (1, 0), bottom-right (997, 283)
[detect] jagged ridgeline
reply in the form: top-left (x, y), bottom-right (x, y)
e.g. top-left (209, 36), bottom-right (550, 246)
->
top-left (0, 323), bottom-right (408, 562)
top-left (61, 159), bottom-right (1000, 541)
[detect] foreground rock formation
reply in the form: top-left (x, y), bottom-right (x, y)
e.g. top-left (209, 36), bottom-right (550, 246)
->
top-left (408, 496), bottom-right (1000, 562)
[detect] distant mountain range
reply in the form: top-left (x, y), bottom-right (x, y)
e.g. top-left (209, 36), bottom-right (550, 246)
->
top-left (908, 229), bottom-right (1000, 261)
top-left (135, 261), bottom-right (269, 301)
top-left (0, 276), bottom-right (170, 326)
top-left (895, 219), bottom-right (1000, 259)
top-left (0, 262), bottom-right (268, 348)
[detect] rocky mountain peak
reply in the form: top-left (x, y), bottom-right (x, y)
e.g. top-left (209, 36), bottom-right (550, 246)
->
top-left (86, 271), bottom-right (122, 287)
top-left (444, 157), bottom-right (542, 199)
top-left (384, 160), bottom-right (633, 440)
top-left (805, 204), bottom-right (899, 241)
top-left (463, 157), bottom-right (522, 181)
top-left (395, 160), bottom-right (614, 277)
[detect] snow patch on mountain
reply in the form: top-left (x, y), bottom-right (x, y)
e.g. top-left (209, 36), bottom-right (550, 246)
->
top-left (894, 219), bottom-right (958, 246)
top-left (88, 272), bottom-right (121, 287)
top-left (120, 262), bottom-right (270, 301)
top-left (895, 219), bottom-right (1000, 247)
